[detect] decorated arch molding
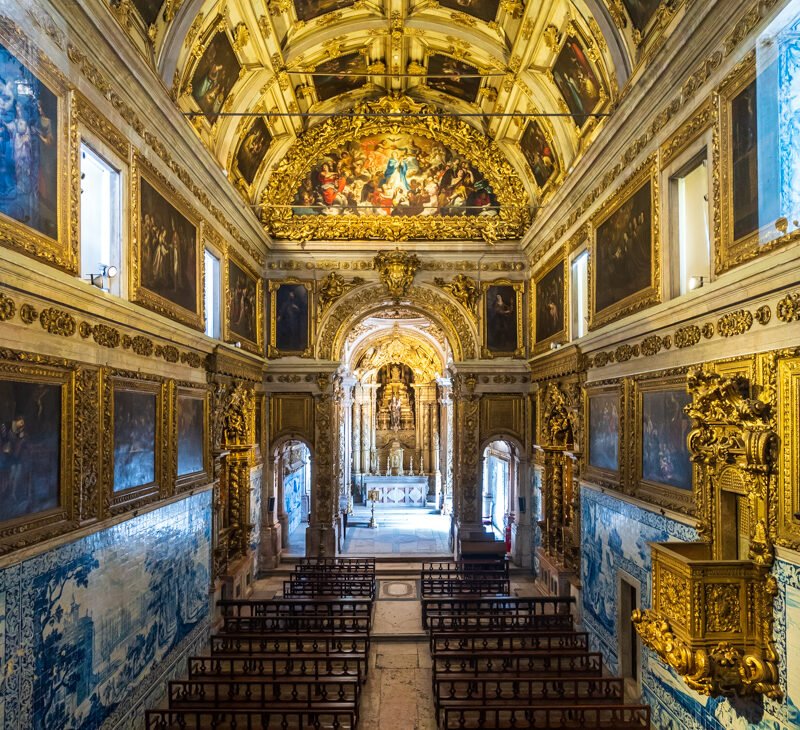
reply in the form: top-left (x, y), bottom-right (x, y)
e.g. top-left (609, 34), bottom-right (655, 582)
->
top-left (261, 95), bottom-right (531, 242)
top-left (316, 283), bottom-right (479, 361)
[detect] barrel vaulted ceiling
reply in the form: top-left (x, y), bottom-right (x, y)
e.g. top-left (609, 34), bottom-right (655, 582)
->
top-left (107, 0), bottom-right (687, 242)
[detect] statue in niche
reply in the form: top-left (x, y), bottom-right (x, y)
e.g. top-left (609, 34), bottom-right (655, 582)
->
top-left (389, 395), bottom-right (402, 431)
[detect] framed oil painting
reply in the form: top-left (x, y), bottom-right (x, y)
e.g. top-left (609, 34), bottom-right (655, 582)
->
top-left (0, 366), bottom-right (72, 531)
top-left (314, 54), bottom-right (367, 103)
top-left (106, 376), bottom-right (163, 512)
top-left (482, 281), bottom-right (523, 357)
top-left (519, 120), bottom-right (558, 191)
top-left (634, 375), bottom-right (693, 512)
top-left (0, 32), bottom-right (71, 271)
top-left (269, 280), bottom-right (313, 358)
top-left (427, 54), bottom-right (481, 105)
top-left (294, 0), bottom-right (355, 23)
top-left (235, 118), bottom-right (272, 188)
top-left (132, 157), bottom-right (203, 330)
top-left (551, 34), bottom-right (602, 127)
top-left (175, 388), bottom-right (208, 490)
top-left (225, 254), bottom-right (262, 354)
top-left (533, 255), bottom-right (566, 352)
top-left (717, 55), bottom-right (781, 273)
top-left (436, 0), bottom-right (500, 23)
top-left (190, 29), bottom-right (241, 125)
top-left (585, 386), bottom-right (621, 486)
top-left (590, 161), bottom-right (660, 329)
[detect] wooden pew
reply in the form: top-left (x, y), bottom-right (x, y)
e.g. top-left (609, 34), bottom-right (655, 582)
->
top-left (209, 633), bottom-right (369, 658)
top-left (420, 576), bottom-right (511, 596)
top-left (219, 612), bottom-right (372, 635)
top-left (146, 707), bottom-right (357, 729)
top-left (188, 654), bottom-right (364, 682)
top-left (432, 651), bottom-right (604, 680)
top-left (296, 557), bottom-right (376, 574)
top-left (430, 630), bottom-right (590, 654)
top-left (284, 575), bottom-right (376, 599)
top-left (440, 705), bottom-right (651, 729)
top-left (219, 597), bottom-right (373, 621)
top-left (421, 595), bottom-right (574, 629)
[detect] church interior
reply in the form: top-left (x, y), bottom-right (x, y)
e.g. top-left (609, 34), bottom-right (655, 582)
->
top-left (1, 0), bottom-right (800, 727)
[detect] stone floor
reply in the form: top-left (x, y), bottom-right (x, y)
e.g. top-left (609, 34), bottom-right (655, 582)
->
top-left (284, 504), bottom-right (452, 557)
top-left (251, 565), bottom-right (539, 729)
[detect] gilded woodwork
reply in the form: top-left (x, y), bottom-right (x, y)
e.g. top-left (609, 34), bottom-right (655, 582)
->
top-left (633, 367), bottom-right (782, 699)
top-left (318, 271), bottom-right (366, 313)
top-left (270, 394), bottom-right (315, 444)
top-left (173, 383), bottom-right (212, 493)
top-left (532, 249), bottom-right (567, 355)
top-left (374, 249), bottom-right (420, 299)
top-left (260, 95), bottom-right (530, 242)
top-left (481, 279), bottom-right (524, 359)
top-left (773, 351), bottom-right (800, 549)
top-left (223, 250), bottom-right (264, 356)
top-left (480, 395), bottom-right (524, 445)
top-left (268, 278), bottom-right (314, 358)
top-left (583, 381), bottom-right (623, 489)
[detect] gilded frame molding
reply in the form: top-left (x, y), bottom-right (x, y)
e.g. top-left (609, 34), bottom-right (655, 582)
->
top-left (631, 372), bottom-right (694, 515)
top-left (776, 354), bottom-right (800, 548)
top-left (253, 391), bottom-right (265, 464)
top-left (173, 382), bottom-right (212, 493)
top-left (0, 21), bottom-right (74, 272)
top-left (260, 95), bottom-right (530, 241)
top-left (532, 249), bottom-right (567, 355)
top-left (130, 154), bottom-right (205, 330)
top-left (584, 381), bottom-right (623, 489)
top-left (481, 279), bottom-right (524, 359)
top-left (516, 111), bottom-right (565, 204)
top-left (224, 250), bottom-right (264, 356)
top-left (228, 107), bottom-right (275, 201)
top-left (103, 371), bottom-right (166, 515)
top-left (268, 278), bottom-right (315, 358)
top-left (0, 360), bottom-right (75, 542)
top-left (589, 156), bottom-right (660, 330)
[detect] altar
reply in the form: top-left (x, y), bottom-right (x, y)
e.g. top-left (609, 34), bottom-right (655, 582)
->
top-left (363, 475), bottom-right (429, 506)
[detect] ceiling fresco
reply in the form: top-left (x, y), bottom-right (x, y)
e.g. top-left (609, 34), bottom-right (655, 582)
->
top-left (103, 0), bottom-right (690, 242)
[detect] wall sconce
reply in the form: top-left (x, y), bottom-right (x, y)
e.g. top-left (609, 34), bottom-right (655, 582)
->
top-left (89, 264), bottom-right (118, 292)
top-left (518, 496), bottom-right (526, 514)
top-left (688, 275), bottom-right (704, 291)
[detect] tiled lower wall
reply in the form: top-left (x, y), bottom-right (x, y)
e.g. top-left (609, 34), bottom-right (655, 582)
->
top-left (0, 490), bottom-right (212, 730)
top-left (580, 485), bottom-right (800, 729)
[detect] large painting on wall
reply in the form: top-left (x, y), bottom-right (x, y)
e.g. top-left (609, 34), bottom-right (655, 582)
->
top-left (436, 0), bottom-right (500, 23)
top-left (519, 120), bottom-right (558, 190)
top-left (113, 389), bottom-right (157, 493)
top-left (483, 282), bottom-right (522, 356)
top-left (534, 257), bottom-right (565, 348)
top-left (177, 393), bottom-right (205, 478)
top-left (0, 378), bottom-right (61, 523)
top-left (641, 388), bottom-right (692, 490)
top-left (591, 164), bottom-right (659, 329)
top-left (292, 132), bottom-right (498, 217)
top-left (313, 54), bottom-right (367, 102)
top-left (235, 118), bottom-right (272, 187)
top-left (270, 281), bottom-right (312, 357)
top-left (552, 35), bottom-right (601, 126)
top-left (226, 256), bottom-right (261, 353)
top-left (0, 42), bottom-right (59, 242)
top-left (190, 30), bottom-right (241, 125)
top-left (731, 78), bottom-right (760, 243)
top-left (588, 392), bottom-right (619, 474)
top-left (427, 55), bottom-right (481, 105)
top-left (621, 0), bottom-right (661, 32)
top-left (133, 161), bottom-right (203, 329)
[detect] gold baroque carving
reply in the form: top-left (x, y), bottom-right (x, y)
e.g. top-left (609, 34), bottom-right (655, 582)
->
top-left (433, 274), bottom-right (480, 319)
top-left (39, 308), bottom-right (76, 337)
top-left (20, 303), bottom-right (38, 324)
top-left (261, 95), bottom-right (530, 241)
top-left (0, 293), bottom-right (15, 321)
top-left (375, 249), bottom-right (420, 298)
top-left (776, 292), bottom-right (800, 323)
top-left (675, 325), bottom-right (701, 349)
top-left (717, 309), bottom-right (753, 338)
top-left (704, 584), bottom-right (741, 633)
top-left (318, 271), bottom-right (365, 313)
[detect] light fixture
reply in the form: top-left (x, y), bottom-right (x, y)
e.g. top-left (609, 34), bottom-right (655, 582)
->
top-left (688, 275), bottom-right (704, 291)
top-left (89, 264), bottom-right (119, 292)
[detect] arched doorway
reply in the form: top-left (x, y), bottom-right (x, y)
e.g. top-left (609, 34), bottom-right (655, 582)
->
top-left (272, 439), bottom-right (311, 556)
top-left (481, 438), bottom-right (521, 541)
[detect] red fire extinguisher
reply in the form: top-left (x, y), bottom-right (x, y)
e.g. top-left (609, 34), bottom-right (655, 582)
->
top-left (504, 513), bottom-right (513, 553)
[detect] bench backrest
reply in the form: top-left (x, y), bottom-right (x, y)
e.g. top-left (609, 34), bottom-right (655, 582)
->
top-left (146, 708), bottom-right (356, 730)
top-left (433, 651), bottom-right (604, 677)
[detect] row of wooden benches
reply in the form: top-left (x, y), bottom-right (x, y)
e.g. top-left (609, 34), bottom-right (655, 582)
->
top-left (421, 566), bottom-right (651, 729)
top-left (146, 559), bottom-right (376, 729)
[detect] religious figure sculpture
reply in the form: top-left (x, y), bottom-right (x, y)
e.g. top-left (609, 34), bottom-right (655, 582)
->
top-left (389, 395), bottom-right (402, 431)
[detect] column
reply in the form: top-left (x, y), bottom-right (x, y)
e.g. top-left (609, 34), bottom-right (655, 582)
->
top-left (306, 375), bottom-right (337, 557)
top-left (276, 452), bottom-right (289, 549)
top-left (511, 453), bottom-right (532, 568)
top-left (437, 377), bottom-right (453, 514)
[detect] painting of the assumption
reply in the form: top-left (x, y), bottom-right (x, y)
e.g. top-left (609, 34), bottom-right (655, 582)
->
top-left (594, 180), bottom-right (652, 314)
top-left (0, 379), bottom-right (60, 523)
top-left (427, 55), bottom-right (481, 105)
top-left (236, 118), bottom-right (272, 186)
top-left (190, 31), bottom-right (241, 124)
top-left (314, 54), bottom-right (366, 103)
top-left (485, 284), bottom-right (518, 354)
top-left (436, 0), bottom-right (500, 23)
top-left (520, 121), bottom-right (557, 189)
top-left (177, 395), bottom-right (204, 477)
top-left (132, 0), bottom-right (164, 26)
top-left (140, 178), bottom-right (198, 315)
top-left (642, 389), bottom-right (692, 489)
top-left (113, 389), bottom-right (156, 492)
top-left (292, 133), bottom-right (498, 217)
top-left (0, 44), bottom-right (59, 240)
top-left (294, 0), bottom-right (355, 22)
top-left (275, 284), bottom-right (309, 353)
top-left (229, 260), bottom-right (258, 344)
top-left (621, 0), bottom-right (660, 32)
top-left (589, 393), bottom-right (619, 472)
top-left (535, 260), bottom-right (564, 344)
top-left (552, 36), bottom-right (601, 124)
